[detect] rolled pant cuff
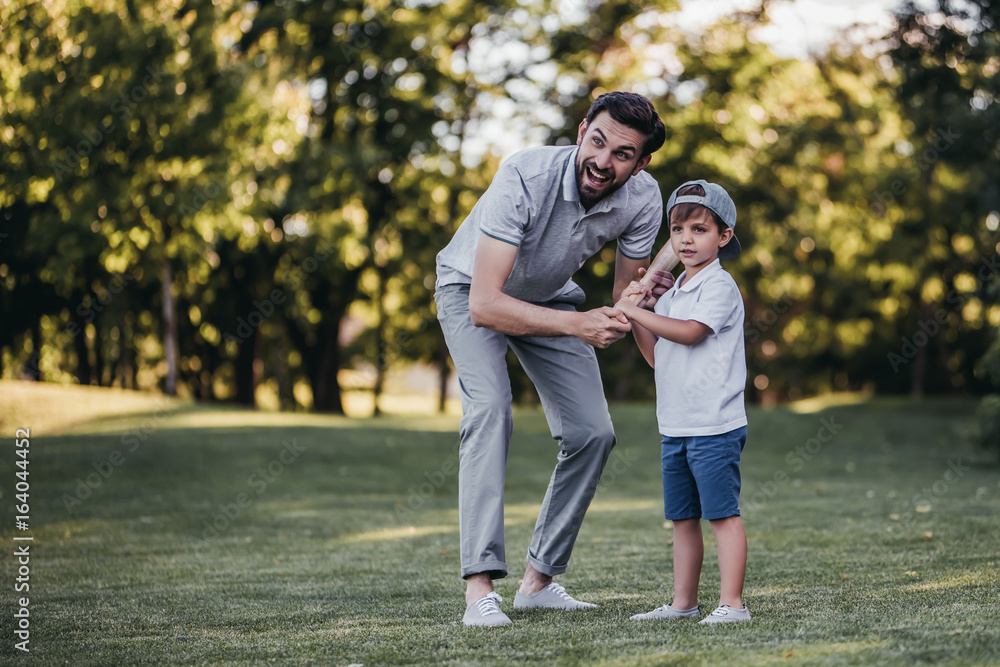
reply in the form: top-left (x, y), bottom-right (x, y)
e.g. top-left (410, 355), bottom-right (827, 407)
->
top-left (462, 559), bottom-right (508, 580)
top-left (526, 553), bottom-right (567, 578)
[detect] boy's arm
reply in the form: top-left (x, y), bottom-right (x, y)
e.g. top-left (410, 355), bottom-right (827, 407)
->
top-left (630, 319), bottom-right (658, 367)
top-left (616, 297), bottom-right (712, 346)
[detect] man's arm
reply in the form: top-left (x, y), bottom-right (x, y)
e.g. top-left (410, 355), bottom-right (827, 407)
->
top-left (468, 234), bottom-right (632, 348)
top-left (613, 250), bottom-right (649, 303)
top-left (614, 248), bottom-right (674, 306)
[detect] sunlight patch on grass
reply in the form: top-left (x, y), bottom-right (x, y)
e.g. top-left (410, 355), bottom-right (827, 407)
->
top-left (164, 410), bottom-right (351, 429)
top-left (343, 390), bottom-right (462, 418)
top-left (119, 405), bottom-right (461, 434)
top-left (782, 639), bottom-right (892, 660)
top-left (0, 379), bottom-right (189, 434)
top-left (335, 524), bottom-right (455, 545)
top-left (786, 390), bottom-right (874, 414)
top-left (502, 503), bottom-right (544, 526)
top-left (588, 498), bottom-right (660, 513)
top-left (901, 572), bottom-right (984, 593)
top-left (746, 583), bottom-right (797, 597)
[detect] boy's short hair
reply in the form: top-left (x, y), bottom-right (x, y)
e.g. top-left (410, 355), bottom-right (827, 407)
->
top-left (670, 184), bottom-right (728, 235)
top-left (585, 92), bottom-right (666, 159)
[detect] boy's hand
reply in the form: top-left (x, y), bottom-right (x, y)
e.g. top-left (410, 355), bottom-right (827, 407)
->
top-left (636, 266), bottom-right (674, 307)
top-left (619, 280), bottom-right (653, 310)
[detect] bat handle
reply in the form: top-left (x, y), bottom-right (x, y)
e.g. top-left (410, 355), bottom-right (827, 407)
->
top-left (626, 273), bottom-right (658, 304)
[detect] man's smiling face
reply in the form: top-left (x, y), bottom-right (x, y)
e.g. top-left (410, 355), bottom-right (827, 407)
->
top-left (575, 111), bottom-right (652, 210)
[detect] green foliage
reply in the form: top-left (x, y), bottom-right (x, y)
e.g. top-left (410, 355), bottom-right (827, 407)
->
top-left (2, 0), bottom-right (999, 411)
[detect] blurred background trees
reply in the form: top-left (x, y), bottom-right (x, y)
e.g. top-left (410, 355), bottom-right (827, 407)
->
top-left (1, 0), bottom-right (998, 416)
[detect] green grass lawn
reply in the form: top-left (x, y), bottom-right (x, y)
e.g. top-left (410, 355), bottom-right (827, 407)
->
top-left (1, 382), bottom-right (999, 665)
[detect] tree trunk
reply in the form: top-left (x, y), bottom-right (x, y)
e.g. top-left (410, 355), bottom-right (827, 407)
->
top-left (161, 257), bottom-right (179, 396)
top-left (25, 324), bottom-right (43, 381)
top-left (311, 322), bottom-right (344, 414)
top-left (372, 265), bottom-right (387, 417)
top-left (94, 321), bottom-right (106, 386)
top-left (73, 309), bottom-right (92, 386)
top-left (119, 314), bottom-right (134, 389)
top-left (194, 329), bottom-right (219, 401)
top-left (910, 303), bottom-right (930, 398)
top-left (275, 333), bottom-right (294, 410)
top-left (234, 327), bottom-right (257, 406)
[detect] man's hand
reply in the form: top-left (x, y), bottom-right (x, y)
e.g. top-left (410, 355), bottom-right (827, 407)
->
top-left (636, 266), bottom-right (674, 308)
top-left (577, 307), bottom-right (632, 348)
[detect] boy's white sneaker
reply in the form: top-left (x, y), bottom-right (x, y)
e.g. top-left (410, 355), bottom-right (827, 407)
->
top-left (698, 604), bottom-right (751, 624)
top-left (463, 592), bottom-right (512, 627)
top-left (630, 604), bottom-right (701, 621)
top-left (513, 583), bottom-right (597, 610)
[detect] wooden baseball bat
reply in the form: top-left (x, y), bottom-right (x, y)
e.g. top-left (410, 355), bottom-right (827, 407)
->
top-left (627, 242), bottom-right (680, 303)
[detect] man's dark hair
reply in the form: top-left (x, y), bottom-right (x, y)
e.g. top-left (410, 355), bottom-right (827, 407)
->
top-left (585, 92), bottom-right (666, 158)
top-left (670, 183), bottom-right (727, 234)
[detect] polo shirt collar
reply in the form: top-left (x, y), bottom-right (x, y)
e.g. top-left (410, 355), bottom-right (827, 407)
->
top-left (562, 148), bottom-right (580, 203)
top-left (676, 258), bottom-right (722, 292)
top-left (561, 147), bottom-right (630, 212)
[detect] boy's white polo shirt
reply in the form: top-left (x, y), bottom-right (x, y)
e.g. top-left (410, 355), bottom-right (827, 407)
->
top-left (652, 259), bottom-right (747, 437)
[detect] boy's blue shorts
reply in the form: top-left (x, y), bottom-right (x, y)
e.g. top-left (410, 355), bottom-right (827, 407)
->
top-left (661, 426), bottom-right (747, 521)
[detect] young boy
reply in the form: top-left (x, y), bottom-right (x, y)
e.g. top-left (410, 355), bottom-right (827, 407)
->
top-left (615, 180), bottom-right (750, 624)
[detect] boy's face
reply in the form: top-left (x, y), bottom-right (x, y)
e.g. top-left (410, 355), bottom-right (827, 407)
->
top-left (575, 111), bottom-right (651, 209)
top-left (669, 208), bottom-right (734, 277)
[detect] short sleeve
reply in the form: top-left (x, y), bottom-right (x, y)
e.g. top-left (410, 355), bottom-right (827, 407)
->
top-left (477, 161), bottom-right (532, 247)
top-left (616, 195), bottom-right (662, 260)
top-left (688, 278), bottom-right (741, 334)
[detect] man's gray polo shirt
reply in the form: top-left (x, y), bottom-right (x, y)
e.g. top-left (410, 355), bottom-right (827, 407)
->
top-left (435, 145), bottom-right (662, 304)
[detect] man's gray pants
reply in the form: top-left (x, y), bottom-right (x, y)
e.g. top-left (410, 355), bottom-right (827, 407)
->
top-left (435, 284), bottom-right (616, 580)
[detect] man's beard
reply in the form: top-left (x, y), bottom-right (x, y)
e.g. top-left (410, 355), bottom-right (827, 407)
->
top-left (576, 159), bottom-right (622, 209)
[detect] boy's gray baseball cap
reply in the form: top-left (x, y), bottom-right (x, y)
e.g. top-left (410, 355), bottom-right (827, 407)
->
top-left (665, 179), bottom-right (741, 259)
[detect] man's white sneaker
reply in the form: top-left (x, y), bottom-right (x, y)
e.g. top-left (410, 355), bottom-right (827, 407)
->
top-left (698, 604), bottom-right (751, 624)
top-left (513, 583), bottom-right (597, 610)
top-left (630, 604), bottom-right (701, 621)
top-left (463, 592), bottom-right (512, 627)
